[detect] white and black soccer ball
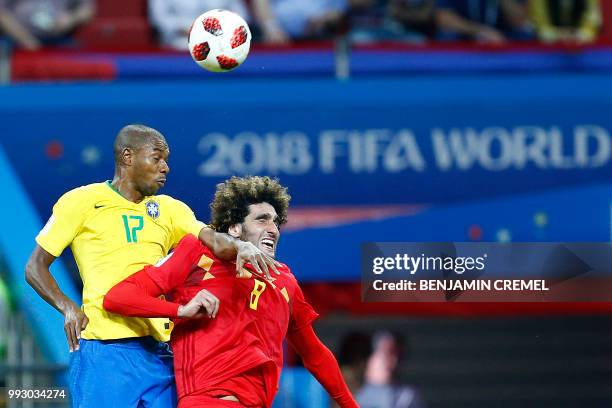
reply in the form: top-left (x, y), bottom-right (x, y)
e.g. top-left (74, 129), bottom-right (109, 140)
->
top-left (188, 9), bottom-right (251, 73)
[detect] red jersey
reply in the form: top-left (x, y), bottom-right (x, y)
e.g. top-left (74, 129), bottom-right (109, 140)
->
top-left (143, 234), bottom-right (319, 407)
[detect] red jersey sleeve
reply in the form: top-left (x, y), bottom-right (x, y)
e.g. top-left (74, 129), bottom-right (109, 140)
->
top-left (287, 325), bottom-right (359, 408)
top-left (104, 234), bottom-right (207, 318)
top-left (288, 281), bottom-right (319, 332)
top-left (104, 269), bottom-right (181, 318)
top-left (145, 234), bottom-right (206, 292)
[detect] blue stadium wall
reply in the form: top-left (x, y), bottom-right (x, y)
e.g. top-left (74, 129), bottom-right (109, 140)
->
top-left (2, 73), bottom-right (612, 285)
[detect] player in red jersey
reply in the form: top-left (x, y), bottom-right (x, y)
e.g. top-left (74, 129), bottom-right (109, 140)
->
top-left (104, 176), bottom-right (358, 408)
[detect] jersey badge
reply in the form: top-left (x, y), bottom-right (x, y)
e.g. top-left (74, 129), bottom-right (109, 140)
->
top-left (146, 200), bottom-right (160, 219)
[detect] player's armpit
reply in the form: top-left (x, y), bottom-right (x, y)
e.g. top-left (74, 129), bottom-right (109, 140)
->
top-left (287, 325), bottom-right (359, 408)
top-left (103, 270), bottom-right (180, 318)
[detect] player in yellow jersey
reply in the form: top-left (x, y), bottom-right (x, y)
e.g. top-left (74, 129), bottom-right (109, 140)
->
top-left (25, 124), bottom-right (278, 408)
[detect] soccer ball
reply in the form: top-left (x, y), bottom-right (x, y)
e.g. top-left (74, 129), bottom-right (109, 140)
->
top-left (188, 9), bottom-right (251, 73)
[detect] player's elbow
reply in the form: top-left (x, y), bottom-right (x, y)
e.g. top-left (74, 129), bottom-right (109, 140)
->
top-left (24, 253), bottom-right (39, 287)
top-left (101, 295), bottom-right (112, 312)
top-left (103, 281), bottom-right (132, 315)
top-left (25, 245), bottom-right (56, 287)
top-left (24, 260), bottom-right (34, 286)
top-left (102, 288), bottom-right (119, 313)
top-left (302, 350), bottom-right (331, 372)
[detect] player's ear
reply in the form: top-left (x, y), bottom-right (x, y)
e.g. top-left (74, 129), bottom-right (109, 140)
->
top-left (121, 147), bottom-right (133, 166)
top-left (228, 223), bottom-right (242, 239)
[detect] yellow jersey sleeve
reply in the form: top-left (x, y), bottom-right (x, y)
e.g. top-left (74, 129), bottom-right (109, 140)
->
top-left (36, 188), bottom-right (88, 257)
top-left (169, 198), bottom-right (206, 248)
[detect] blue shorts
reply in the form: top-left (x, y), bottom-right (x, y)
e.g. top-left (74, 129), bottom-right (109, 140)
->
top-left (68, 337), bottom-right (176, 408)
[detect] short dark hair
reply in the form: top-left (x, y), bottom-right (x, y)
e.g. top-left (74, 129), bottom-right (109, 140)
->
top-left (113, 124), bottom-right (166, 164)
top-left (210, 176), bottom-right (291, 232)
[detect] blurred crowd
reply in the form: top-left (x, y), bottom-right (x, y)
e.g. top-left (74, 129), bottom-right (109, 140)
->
top-left (337, 331), bottom-right (426, 408)
top-left (0, 0), bottom-right (604, 50)
top-left (0, 0), bottom-right (94, 50)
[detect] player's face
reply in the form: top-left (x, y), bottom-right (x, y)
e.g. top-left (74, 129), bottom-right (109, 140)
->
top-left (131, 139), bottom-right (170, 197)
top-left (240, 202), bottom-right (280, 258)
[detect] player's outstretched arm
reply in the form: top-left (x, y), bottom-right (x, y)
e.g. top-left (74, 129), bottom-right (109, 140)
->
top-left (287, 325), bottom-right (359, 408)
top-left (198, 226), bottom-right (279, 279)
top-left (105, 234), bottom-right (219, 319)
top-left (104, 270), bottom-right (181, 318)
top-left (25, 245), bottom-right (88, 352)
top-left (104, 270), bottom-right (219, 319)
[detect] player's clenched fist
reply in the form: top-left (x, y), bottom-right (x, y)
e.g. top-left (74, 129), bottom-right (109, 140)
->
top-left (178, 289), bottom-right (219, 319)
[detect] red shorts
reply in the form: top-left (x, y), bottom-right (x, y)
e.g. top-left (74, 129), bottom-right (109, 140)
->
top-left (179, 395), bottom-right (245, 408)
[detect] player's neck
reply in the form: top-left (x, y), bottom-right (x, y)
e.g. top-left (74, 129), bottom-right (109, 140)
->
top-left (110, 177), bottom-right (145, 203)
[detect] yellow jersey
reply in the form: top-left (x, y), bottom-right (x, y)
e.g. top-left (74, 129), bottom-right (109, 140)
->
top-left (36, 181), bottom-right (204, 342)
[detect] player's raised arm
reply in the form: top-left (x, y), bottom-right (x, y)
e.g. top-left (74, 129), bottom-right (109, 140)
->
top-left (25, 245), bottom-right (88, 352)
top-left (287, 325), bottom-right (359, 408)
top-left (104, 234), bottom-right (219, 319)
top-left (198, 226), bottom-right (280, 279)
top-left (104, 269), bottom-right (219, 319)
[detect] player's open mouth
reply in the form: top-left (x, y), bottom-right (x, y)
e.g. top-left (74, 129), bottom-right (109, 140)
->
top-left (261, 238), bottom-right (275, 251)
top-left (156, 179), bottom-right (166, 186)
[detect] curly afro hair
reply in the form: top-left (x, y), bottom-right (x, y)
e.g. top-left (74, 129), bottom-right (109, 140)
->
top-left (210, 176), bottom-right (291, 233)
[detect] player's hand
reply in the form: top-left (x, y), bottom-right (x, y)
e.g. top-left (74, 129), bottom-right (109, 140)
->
top-left (178, 289), bottom-right (219, 319)
top-left (62, 301), bottom-right (88, 352)
top-left (236, 241), bottom-right (280, 280)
